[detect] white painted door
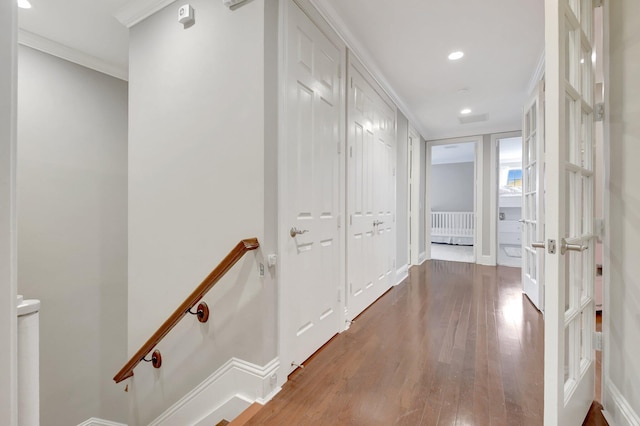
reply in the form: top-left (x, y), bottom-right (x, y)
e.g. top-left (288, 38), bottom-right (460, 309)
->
top-left (522, 82), bottom-right (545, 312)
top-left (282, 1), bottom-right (342, 371)
top-left (544, 0), bottom-right (597, 423)
top-left (347, 61), bottom-right (395, 320)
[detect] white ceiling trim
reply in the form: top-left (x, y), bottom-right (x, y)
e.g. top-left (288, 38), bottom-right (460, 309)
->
top-left (114, 0), bottom-right (176, 28)
top-left (18, 29), bottom-right (128, 81)
top-left (308, 0), bottom-right (429, 139)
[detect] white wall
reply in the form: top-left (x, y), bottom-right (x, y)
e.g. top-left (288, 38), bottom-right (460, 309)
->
top-left (605, 0), bottom-right (640, 422)
top-left (430, 162), bottom-right (474, 212)
top-left (0, 0), bottom-right (18, 424)
top-left (16, 46), bottom-right (128, 425)
top-left (128, 1), bottom-right (277, 424)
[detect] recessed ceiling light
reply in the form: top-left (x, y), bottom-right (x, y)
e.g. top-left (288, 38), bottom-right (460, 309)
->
top-left (17, 0), bottom-right (31, 8)
top-left (460, 108), bottom-right (472, 115)
top-left (448, 51), bottom-right (464, 61)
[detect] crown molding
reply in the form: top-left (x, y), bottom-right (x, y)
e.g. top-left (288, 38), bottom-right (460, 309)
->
top-left (114, 0), bottom-right (177, 28)
top-left (18, 29), bottom-right (128, 81)
top-left (307, 0), bottom-right (429, 139)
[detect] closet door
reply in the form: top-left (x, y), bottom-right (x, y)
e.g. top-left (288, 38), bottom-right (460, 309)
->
top-left (347, 58), bottom-right (395, 320)
top-left (281, 0), bottom-right (342, 372)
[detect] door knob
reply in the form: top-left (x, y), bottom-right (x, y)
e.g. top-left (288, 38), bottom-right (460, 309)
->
top-left (561, 238), bottom-right (587, 254)
top-left (531, 241), bottom-right (546, 249)
top-left (290, 227), bottom-right (309, 238)
top-left (373, 220), bottom-right (384, 227)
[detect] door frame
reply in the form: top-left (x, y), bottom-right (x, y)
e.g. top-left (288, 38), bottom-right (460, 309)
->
top-left (408, 126), bottom-right (421, 266)
top-left (491, 130), bottom-right (524, 268)
top-left (276, 0), bottom-right (347, 387)
top-left (425, 135), bottom-right (483, 263)
top-left (0, 1), bottom-right (18, 423)
top-left (599, 0), bottom-right (612, 416)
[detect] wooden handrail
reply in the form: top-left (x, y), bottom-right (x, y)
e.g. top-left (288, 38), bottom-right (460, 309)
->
top-left (113, 238), bottom-right (260, 383)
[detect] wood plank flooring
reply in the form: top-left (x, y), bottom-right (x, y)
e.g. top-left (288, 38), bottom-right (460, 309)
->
top-left (247, 261), bottom-right (544, 425)
top-left (246, 260), bottom-right (606, 425)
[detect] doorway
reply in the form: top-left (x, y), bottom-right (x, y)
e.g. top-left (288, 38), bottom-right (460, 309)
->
top-left (428, 139), bottom-right (477, 263)
top-left (496, 136), bottom-right (523, 268)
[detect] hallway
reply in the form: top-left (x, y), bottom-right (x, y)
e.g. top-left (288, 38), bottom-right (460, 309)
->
top-left (247, 261), bottom-right (544, 425)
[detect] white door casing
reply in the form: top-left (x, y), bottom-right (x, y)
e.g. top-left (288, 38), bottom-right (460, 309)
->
top-left (544, 0), bottom-right (597, 423)
top-left (522, 82), bottom-right (545, 312)
top-left (409, 127), bottom-right (421, 266)
top-left (346, 56), bottom-right (396, 321)
top-left (280, 0), bottom-right (343, 372)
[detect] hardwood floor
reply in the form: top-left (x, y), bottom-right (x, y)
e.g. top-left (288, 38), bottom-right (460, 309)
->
top-left (247, 260), bottom-right (545, 425)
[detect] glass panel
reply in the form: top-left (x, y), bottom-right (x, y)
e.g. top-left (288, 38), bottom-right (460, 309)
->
top-left (565, 21), bottom-right (573, 83)
top-left (530, 132), bottom-right (537, 163)
top-left (569, 0), bottom-right (579, 22)
top-left (531, 101), bottom-right (537, 131)
top-left (564, 325), bottom-right (572, 384)
top-left (565, 95), bottom-right (576, 165)
top-left (531, 251), bottom-right (537, 280)
top-left (580, 308), bottom-right (593, 365)
top-left (581, 47), bottom-right (593, 106)
top-left (581, 0), bottom-right (593, 42)
top-left (581, 247), bottom-right (592, 302)
top-left (582, 175), bottom-right (593, 234)
top-left (581, 111), bottom-right (594, 171)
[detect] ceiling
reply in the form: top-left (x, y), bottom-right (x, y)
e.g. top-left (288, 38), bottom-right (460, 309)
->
top-left (431, 142), bottom-right (476, 165)
top-left (17, 0), bottom-right (544, 141)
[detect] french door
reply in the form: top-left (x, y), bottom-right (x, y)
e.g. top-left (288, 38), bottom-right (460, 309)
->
top-left (522, 82), bottom-right (545, 312)
top-left (281, 0), bottom-right (342, 372)
top-left (544, 0), bottom-right (597, 423)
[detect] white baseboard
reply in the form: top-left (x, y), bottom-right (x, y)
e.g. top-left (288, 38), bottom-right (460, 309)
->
top-left (395, 264), bottom-right (409, 285)
top-left (476, 254), bottom-right (495, 266)
top-left (605, 381), bottom-right (640, 426)
top-left (77, 418), bottom-right (127, 426)
top-left (149, 357), bottom-right (280, 426)
top-left (418, 251), bottom-right (427, 265)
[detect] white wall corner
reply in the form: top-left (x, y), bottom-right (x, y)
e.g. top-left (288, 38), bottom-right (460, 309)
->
top-left (395, 264), bottom-right (409, 286)
top-left (18, 30), bottom-right (128, 81)
top-left (418, 251), bottom-right (427, 265)
top-left (149, 357), bottom-right (280, 426)
top-left (114, 0), bottom-right (177, 28)
top-left (77, 418), bottom-right (128, 426)
top-left (605, 381), bottom-right (640, 426)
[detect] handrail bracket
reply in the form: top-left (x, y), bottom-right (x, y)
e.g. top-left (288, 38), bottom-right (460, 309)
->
top-left (187, 301), bottom-right (210, 323)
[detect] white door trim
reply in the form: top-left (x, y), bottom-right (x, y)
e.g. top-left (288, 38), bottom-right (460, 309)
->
top-left (600, 0), bottom-right (612, 415)
top-left (409, 126), bottom-right (421, 266)
top-left (490, 130), bottom-right (523, 267)
top-left (0, 2), bottom-right (18, 424)
top-left (426, 135), bottom-right (483, 264)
